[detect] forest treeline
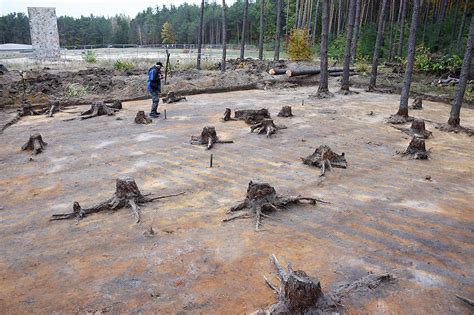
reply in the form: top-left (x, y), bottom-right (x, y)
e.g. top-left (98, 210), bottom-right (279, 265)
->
top-left (0, 0), bottom-right (471, 59)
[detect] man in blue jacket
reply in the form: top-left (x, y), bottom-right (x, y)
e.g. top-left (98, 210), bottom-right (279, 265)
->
top-left (147, 61), bottom-right (163, 118)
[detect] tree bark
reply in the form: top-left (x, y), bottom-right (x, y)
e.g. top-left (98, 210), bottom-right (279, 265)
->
top-left (316, 0), bottom-right (333, 98)
top-left (274, 0), bottom-right (282, 60)
top-left (397, 0), bottom-right (407, 58)
top-left (397, 0), bottom-right (420, 117)
top-left (449, 0), bottom-right (461, 53)
top-left (340, 0), bottom-right (357, 93)
top-left (311, 0), bottom-right (321, 45)
top-left (221, 0), bottom-right (227, 72)
top-left (258, 0), bottom-right (265, 60)
top-left (456, 0), bottom-right (468, 54)
top-left (240, 0), bottom-right (249, 59)
top-left (351, 0), bottom-right (362, 63)
top-left (368, 0), bottom-right (388, 91)
top-left (197, 0), bottom-right (205, 70)
top-left (449, 16), bottom-right (474, 127)
top-left (388, 0), bottom-right (396, 61)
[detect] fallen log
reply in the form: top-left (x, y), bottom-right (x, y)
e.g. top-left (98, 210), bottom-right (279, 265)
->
top-left (234, 108), bottom-right (271, 124)
top-left (286, 67), bottom-right (354, 77)
top-left (268, 68), bottom-right (287, 75)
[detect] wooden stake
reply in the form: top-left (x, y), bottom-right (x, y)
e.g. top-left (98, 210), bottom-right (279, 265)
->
top-left (210, 154), bottom-right (213, 168)
top-left (302, 99), bottom-right (305, 106)
top-left (164, 109), bottom-right (167, 119)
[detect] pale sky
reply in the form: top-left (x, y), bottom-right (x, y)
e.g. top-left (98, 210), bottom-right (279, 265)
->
top-left (1, 0), bottom-right (234, 18)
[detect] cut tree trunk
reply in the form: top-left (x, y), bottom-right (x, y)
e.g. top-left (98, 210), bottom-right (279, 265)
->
top-left (50, 176), bottom-right (185, 224)
top-left (21, 133), bottom-right (47, 155)
top-left (301, 145), bottom-right (347, 176)
top-left (40, 101), bottom-right (62, 117)
top-left (222, 108), bottom-right (236, 121)
top-left (250, 119), bottom-right (286, 138)
top-left (392, 118), bottom-right (432, 139)
top-left (269, 68), bottom-right (288, 75)
top-left (409, 96), bottom-right (423, 110)
top-left (162, 91), bottom-right (186, 104)
top-left (401, 137), bottom-right (430, 160)
top-left (277, 106), bottom-right (293, 117)
top-left (223, 181), bottom-right (326, 231)
top-left (286, 67), bottom-right (353, 77)
top-left (234, 108), bottom-right (271, 124)
top-left (368, 0), bottom-right (388, 91)
top-left (80, 101), bottom-right (119, 120)
top-left (135, 111), bottom-right (152, 124)
top-left (19, 100), bottom-right (39, 116)
top-left (340, 0), bottom-right (357, 94)
top-left (190, 126), bottom-right (233, 150)
top-left (109, 100), bottom-right (122, 110)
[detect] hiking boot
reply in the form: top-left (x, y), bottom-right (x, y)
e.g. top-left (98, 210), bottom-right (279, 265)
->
top-left (150, 113), bottom-right (159, 118)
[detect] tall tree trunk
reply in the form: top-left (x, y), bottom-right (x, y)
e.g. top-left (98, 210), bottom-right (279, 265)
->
top-left (337, 0), bottom-right (343, 35)
top-left (449, 16), bottom-right (474, 126)
top-left (456, 0), bottom-right (468, 54)
top-left (312, 0), bottom-right (321, 45)
top-left (397, 0), bottom-right (407, 57)
top-left (259, 0), bottom-right (265, 60)
top-left (397, 0), bottom-right (420, 117)
top-left (368, 0), bottom-right (388, 91)
top-left (274, 0), bottom-right (282, 60)
top-left (388, 0), bottom-right (396, 61)
top-left (197, 0), bottom-right (205, 70)
top-left (433, 0), bottom-right (448, 50)
top-left (351, 0), bottom-right (362, 62)
top-left (316, 0), bottom-right (332, 97)
top-left (422, 1), bottom-right (430, 44)
top-left (449, 0), bottom-right (461, 53)
top-left (340, 0), bottom-right (357, 92)
top-left (240, 0), bottom-right (249, 59)
top-left (286, 0), bottom-right (290, 48)
top-left (221, 0), bottom-right (227, 72)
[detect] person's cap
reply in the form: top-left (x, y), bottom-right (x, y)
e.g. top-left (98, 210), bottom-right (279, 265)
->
top-left (156, 61), bottom-right (163, 66)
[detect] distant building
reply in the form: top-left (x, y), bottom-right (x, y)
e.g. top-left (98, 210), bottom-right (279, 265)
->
top-left (27, 7), bottom-right (60, 60)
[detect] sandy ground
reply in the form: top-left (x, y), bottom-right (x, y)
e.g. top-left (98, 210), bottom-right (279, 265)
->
top-left (0, 84), bottom-right (473, 314)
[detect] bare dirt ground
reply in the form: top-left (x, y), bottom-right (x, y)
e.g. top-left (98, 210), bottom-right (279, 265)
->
top-left (0, 82), bottom-right (473, 314)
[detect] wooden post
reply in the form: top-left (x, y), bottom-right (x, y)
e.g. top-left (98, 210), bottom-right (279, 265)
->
top-left (164, 109), bottom-right (167, 120)
top-left (210, 154), bottom-right (213, 167)
top-left (164, 50), bottom-right (171, 85)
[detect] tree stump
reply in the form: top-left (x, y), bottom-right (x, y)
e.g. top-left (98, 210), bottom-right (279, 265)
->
top-left (21, 133), bottom-right (47, 154)
top-left (162, 91), bottom-right (186, 103)
top-left (109, 100), bottom-right (122, 110)
top-left (135, 111), bottom-right (152, 124)
top-left (250, 119), bottom-right (287, 138)
top-left (224, 181), bottom-right (326, 231)
top-left (301, 145), bottom-right (347, 176)
top-left (19, 99), bottom-right (39, 117)
top-left (277, 106), bottom-right (293, 117)
top-left (190, 126), bottom-right (233, 150)
top-left (409, 96), bottom-right (423, 110)
top-left (80, 101), bottom-right (118, 120)
top-left (393, 118), bottom-right (432, 139)
top-left (402, 137), bottom-right (430, 159)
top-left (234, 108), bottom-right (271, 124)
top-left (41, 101), bottom-right (62, 117)
top-left (50, 175), bottom-right (185, 224)
top-left (222, 108), bottom-right (236, 121)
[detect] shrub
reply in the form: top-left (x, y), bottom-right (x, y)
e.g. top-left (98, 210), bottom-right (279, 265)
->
top-left (66, 83), bottom-right (87, 97)
top-left (328, 35), bottom-right (346, 61)
top-left (113, 59), bottom-right (135, 71)
top-left (288, 28), bottom-right (313, 61)
top-left (414, 45), bottom-right (462, 74)
top-left (83, 50), bottom-right (97, 63)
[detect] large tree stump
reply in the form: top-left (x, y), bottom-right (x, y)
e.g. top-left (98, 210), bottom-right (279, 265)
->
top-left (302, 145), bottom-right (347, 176)
top-left (234, 108), bottom-right (271, 124)
top-left (40, 100), bottom-right (62, 117)
top-left (224, 181), bottom-right (326, 231)
top-left (19, 99), bottom-right (39, 117)
top-left (409, 96), bottom-right (423, 110)
top-left (135, 111), bottom-right (152, 124)
top-left (277, 106), bottom-right (293, 117)
top-left (401, 137), bottom-right (430, 159)
top-left (222, 108), bottom-right (236, 121)
top-left (80, 101), bottom-right (118, 120)
top-left (21, 133), bottom-right (47, 154)
top-left (162, 91), bottom-right (186, 103)
top-left (250, 119), bottom-right (287, 138)
top-left (50, 176), bottom-right (185, 224)
top-left (109, 100), bottom-right (122, 110)
top-left (190, 126), bottom-right (233, 150)
top-left (393, 118), bottom-right (432, 139)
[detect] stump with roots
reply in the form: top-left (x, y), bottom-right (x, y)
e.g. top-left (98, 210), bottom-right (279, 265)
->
top-left (21, 133), bottom-right (47, 154)
top-left (190, 126), bottom-right (233, 150)
top-left (80, 101), bottom-right (119, 120)
top-left (393, 118), bottom-right (432, 139)
top-left (277, 106), bottom-right (293, 117)
top-left (313, 90), bottom-right (334, 99)
top-left (409, 96), bottom-right (423, 110)
top-left (387, 108), bottom-right (414, 124)
top-left (302, 145), bottom-right (347, 176)
top-left (19, 99), bottom-right (39, 116)
top-left (109, 100), bottom-right (122, 110)
top-left (40, 101), bottom-right (62, 117)
top-left (223, 181), bottom-right (326, 231)
top-left (135, 111), bottom-right (152, 124)
top-left (50, 175), bottom-right (185, 224)
top-left (222, 108), bottom-right (236, 121)
top-left (401, 137), bottom-right (430, 159)
top-left (250, 119), bottom-right (287, 138)
top-left (436, 123), bottom-right (474, 136)
top-left (234, 108), bottom-right (271, 124)
top-left (162, 91), bottom-right (186, 104)
top-left (262, 255), bottom-right (338, 314)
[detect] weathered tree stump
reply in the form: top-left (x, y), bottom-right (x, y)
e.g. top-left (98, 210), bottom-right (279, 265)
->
top-left (50, 175), bottom-right (185, 224)
top-left (234, 108), bottom-right (271, 124)
top-left (135, 111), bottom-right (152, 124)
top-left (393, 118), bottom-right (432, 139)
top-left (162, 91), bottom-right (186, 103)
top-left (250, 119), bottom-right (287, 138)
top-left (224, 181), bottom-right (326, 231)
top-left (190, 126), bottom-right (233, 150)
top-left (40, 100), bottom-right (62, 117)
top-left (401, 137), bottom-right (430, 159)
top-left (80, 101), bottom-right (118, 120)
top-left (109, 100), bottom-right (122, 110)
top-left (21, 133), bottom-right (47, 154)
top-left (409, 96), bottom-right (423, 110)
top-left (19, 99), bottom-right (39, 117)
top-left (277, 106), bottom-right (293, 117)
top-left (302, 145), bottom-right (347, 176)
top-left (222, 108), bottom-right (236, 121)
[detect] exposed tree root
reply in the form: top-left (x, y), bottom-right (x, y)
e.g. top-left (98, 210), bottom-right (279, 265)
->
top-left (312, 90), bottom-right (334, 99)
top-left (302, 145), bottom-right (347, 176)
top-left (366, 86), bottom-right (395, 94)
top-left (400, 137), bottom-right (430, 159)
top-left (392, 118), bottom-right (432, 139)
top-left (50, 175), bottom-right (185, 224)
top-left (38, 101), bottom-right (63, 117)
top-left (456, 295), bottom-right (474, 307)
top-left (387, 114), bottom-right (415, 124)
top-left (277, 106), bottom-right (293, 117)
top-left (190, 126), bottom-right (233, 150)
top-left (19, 99), bottom-right (40, 117)
top-left (224, 181), bottom-right (326, 232)
top-left (79, 101), bottom-right (120, 120)
top-left (234, 108), bottom-right (271, 124)
top-left (250, 119), bottom-right (287, 138)
top-left (409, 96), bottom-right (423, 110)
top-left (21, 133), bottom-right (47, 154)
top-left (436, 124), bottom-right (474, 136)
top-left (162, 91), bottom-right (186, 103)
top-left (135, 111), bottom-right (152, 124)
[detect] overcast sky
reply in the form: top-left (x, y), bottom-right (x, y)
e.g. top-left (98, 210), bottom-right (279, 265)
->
top-left (1, 0), bottom-right (234, 18)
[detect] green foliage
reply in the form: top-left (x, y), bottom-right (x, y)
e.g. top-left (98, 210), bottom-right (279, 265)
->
top-left (287, 29), bottom-right (313, 61)
top-left (414, 45), bottom-right (462, 74)
top-left (113, 59), bottom-right (135, 71)
top-left (327, 34), bottom-right (346, 60)
top-left (66, 83), bottom-right (87, 97)
top-left (161, 21), bottom-right (176, 44)
top-left (83, 50), bottom-right (97, 63)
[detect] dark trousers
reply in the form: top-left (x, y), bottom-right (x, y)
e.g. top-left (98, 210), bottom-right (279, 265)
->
top-left (150, 90), bottom-right (160, 114)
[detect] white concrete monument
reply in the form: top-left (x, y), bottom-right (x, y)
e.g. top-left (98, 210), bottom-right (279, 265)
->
top-left (27, 7), bottom-right (60, 60)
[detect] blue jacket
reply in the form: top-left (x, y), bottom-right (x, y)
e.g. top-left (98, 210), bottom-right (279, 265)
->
top-left (147, 66), bottom-right (161, 92)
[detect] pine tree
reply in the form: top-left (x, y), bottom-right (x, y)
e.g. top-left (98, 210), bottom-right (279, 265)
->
top-left (161, 21), bottom-right (176, 44)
